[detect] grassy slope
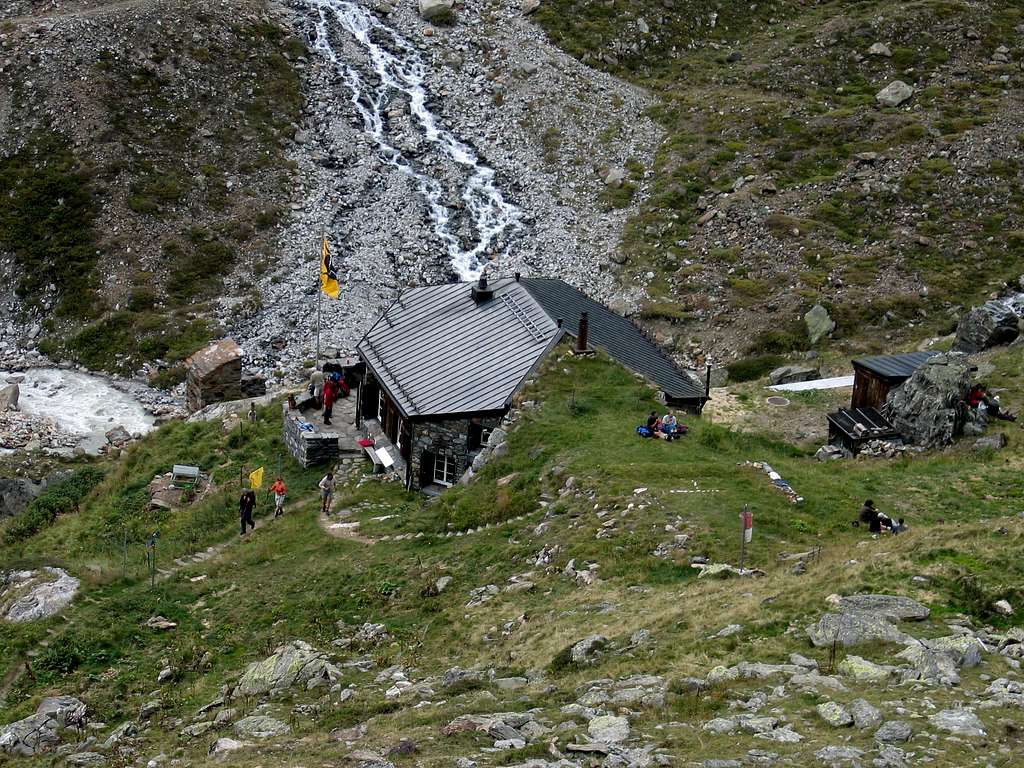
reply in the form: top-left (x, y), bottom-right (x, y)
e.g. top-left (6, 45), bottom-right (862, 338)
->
top-left (534, 0), bottom-right (1024, 358)
top-left (1, 351), bottom-right (1023, 764)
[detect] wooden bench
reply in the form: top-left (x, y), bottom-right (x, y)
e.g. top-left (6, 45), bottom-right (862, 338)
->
top-left (363, 444), bottom-right (384, 472)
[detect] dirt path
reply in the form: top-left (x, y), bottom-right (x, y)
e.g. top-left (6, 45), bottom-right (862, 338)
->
top-left (319, 506), bottom-right (378, 545)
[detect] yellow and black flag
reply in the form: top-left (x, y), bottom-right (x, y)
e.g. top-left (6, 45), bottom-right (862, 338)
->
top-left (320, 235), bottom-right (340, 299)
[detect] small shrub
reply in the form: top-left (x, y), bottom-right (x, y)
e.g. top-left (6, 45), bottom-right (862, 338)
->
top-left (726, 354), bottom-right (783, 383)
top-left (2, 466), bottom-right (105, 544)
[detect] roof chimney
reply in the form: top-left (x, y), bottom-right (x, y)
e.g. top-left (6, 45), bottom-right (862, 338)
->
top-left (471, 273), bottom-right (494, 304)
top-left (514, 272), bottom-right (521, 282)
top-left (575, 312), bottom-right (590, 354)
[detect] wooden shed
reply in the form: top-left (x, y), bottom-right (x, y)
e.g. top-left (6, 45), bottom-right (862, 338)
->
top-left (850, 352), bottom-right (936, 409)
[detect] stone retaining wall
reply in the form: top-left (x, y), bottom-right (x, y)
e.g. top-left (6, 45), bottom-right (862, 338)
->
top-left (282, 405), bottom-right (340, 468)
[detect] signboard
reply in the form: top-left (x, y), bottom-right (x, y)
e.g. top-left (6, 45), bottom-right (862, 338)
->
top-left (376, 446), bottom-right (395, 468)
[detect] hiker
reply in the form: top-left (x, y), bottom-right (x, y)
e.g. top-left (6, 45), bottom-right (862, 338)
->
top-left (310, 366), bottom-right (325, 408)
top-left (859, 499), bottom-right (889, 534)
top-left (270, 476), bottom-right (287, 518)
top-left (646, 411), bottom-right (658, 431)
top-left (319, 472), bottom-right (335, 514)
top-left (323, 376), bottom-right (338, 426)
top-left (970, 384), bottom-right (1017, 422)
top-left (892, 517), bottom-right (908, 534)
top-left (248, 402), bottom-right (258, 423)
top-left (239, 489), bottom-right (256, 535)
top-left (662, 411), bottom-right (687, 440)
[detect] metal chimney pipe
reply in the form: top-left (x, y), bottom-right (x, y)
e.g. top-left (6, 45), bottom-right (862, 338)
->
top-left (477, 274), bottom-right (488, 290)
top-left (577, 312), bottom-right (589, 352)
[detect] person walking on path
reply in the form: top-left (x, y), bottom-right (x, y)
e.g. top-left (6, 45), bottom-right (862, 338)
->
top-left (319, 472), bottom-right (335, 514)
top-left (270, 476), bottom-right (288, 518)
top-left (310, 367), bottom-right (325, 408)
top-left (239, 489), bottom-right (256, 535)
top-left (322, 376), bottom-right (338, 426)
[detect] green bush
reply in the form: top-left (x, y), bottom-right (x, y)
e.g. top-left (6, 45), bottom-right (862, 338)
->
top-left (3, 467), bottom-right (106, 545)
top-left (726, 354), bottom-right (783, 383)
top-left (0, 132), bottom-right (101, 316)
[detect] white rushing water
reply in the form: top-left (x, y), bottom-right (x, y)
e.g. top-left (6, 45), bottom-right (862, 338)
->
top-left (4, 369), bottom-right (155, 453)
top-left (309, 0), bottom-right (521, 278)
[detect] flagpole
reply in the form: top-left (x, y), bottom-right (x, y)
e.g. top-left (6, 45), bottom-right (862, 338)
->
top-left (316, 226), bottom-right (323, 363)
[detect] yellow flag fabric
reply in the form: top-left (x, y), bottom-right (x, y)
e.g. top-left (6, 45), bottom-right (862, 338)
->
top-left (320, 236), bottom-right (340, 299)
top-left (248, 467), bottom-right (265, 490)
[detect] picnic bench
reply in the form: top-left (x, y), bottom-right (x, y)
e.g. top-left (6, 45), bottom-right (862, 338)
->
top-left (826, 407), bottom-right (899, 454)
top-left (170, 464), bottom-right (201, 489)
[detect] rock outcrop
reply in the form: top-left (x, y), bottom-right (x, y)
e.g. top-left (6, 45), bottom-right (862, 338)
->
top-left (1, 568), bottom-right (80, 623)
top-left (953, 294), bottom-right (1024, 352)
top-left (886, 353), bottom-right (971, 447)
top-left (233, 640), bottom-right (342, 698)
top-left (0, 696), bottom-right (86, 756)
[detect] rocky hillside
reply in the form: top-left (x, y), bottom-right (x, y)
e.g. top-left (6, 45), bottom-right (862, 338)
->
top-left (0, 0), bottom-right (303, 379)
top-left (534, 0), bottom-right (1024, 367)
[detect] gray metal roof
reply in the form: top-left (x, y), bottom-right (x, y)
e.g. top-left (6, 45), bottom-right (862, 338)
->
top-left (520, 278), bottom-right (708, 403)
top-left (852, 351), bottom-right (937, 380)
top-left (357, 279), bottom-right (561, 418)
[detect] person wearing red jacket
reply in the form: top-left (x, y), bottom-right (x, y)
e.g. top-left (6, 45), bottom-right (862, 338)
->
top-left (322, 377), bottom-right (338, 426)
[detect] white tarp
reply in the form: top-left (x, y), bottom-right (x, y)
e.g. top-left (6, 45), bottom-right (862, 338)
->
top-left (769, 375), bottom-right (855, 392)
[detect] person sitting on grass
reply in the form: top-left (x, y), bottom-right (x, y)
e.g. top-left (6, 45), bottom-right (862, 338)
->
top-left (892, 517), bottom-right (908, 534)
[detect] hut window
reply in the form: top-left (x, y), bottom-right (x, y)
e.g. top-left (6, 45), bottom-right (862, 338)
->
top-left (433, 452), bottom-right (458, 486)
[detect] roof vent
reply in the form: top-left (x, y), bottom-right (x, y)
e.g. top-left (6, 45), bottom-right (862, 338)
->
top-left (471, 274), bottom-right (494, 304)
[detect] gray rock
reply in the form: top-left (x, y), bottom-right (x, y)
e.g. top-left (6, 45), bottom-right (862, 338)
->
top-left (953, 298), bottom-right (1022, 353)
top-left (569, 634), bottom-right (608, 665)
top-left (873, 744), bottom-right (909, 768)
top-left (703, 717), bottom-right (738, 734)
top-left (0, 384), bottom-right (18, 411)
top-left (874, 720), bottom-right (912, 743)
top-left (928, 708), bottom-right (985, 737)
top-left (807, 612), bottom-right (909, 647)
top-left (209, 737), bottom-right (246, 756)
top-left (520, 0), bottom-right (541, 15)
top-left (493, 676), bottom-right (527, 690)
top-left (886, 353), bottom-right (972, 448)
top-left (837, 656), bottom-right (892, 683)
top-left (876, 81), bottom-right (914, 107)
top-left (837, 594), bottom-right (930, 621)
top-left (0, 714), bottom-right (61, 756)
top-left (233, 641), bottom-right (341, 697)
top-left (0, 477), bottom-right (44, 518)
top-left (1, 568), bottom-right (80, 623)
top-left (769, 366), bottom-right (820, 386)
top-left (974, 433), bottom-right (1008, 451)
top-left (805, 304), bottom-right (836, 345)
top-left (816, 701), bottom-right (853, 727)
top-left (849, 699), bottom-right (882, 729)
top-left (868, 42), bottom-right (892, 57)
top-left (233, 715), bottom-right (290, 739)
top-left (66, 753), bottom-right (107, 766)
top-left (35, 696), bottom-right (87, 728)
top-left (418, 0), bottom-right (454, 22)
top-left (588, 715), bottom-right (630, 743)
top-left (180, 721), bottom-right (215, 738)
top-left (814, 746), bottom-right (863, 764)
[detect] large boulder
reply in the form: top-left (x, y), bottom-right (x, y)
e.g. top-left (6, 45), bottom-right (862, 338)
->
top-left (233, 715), bottom-right (290, 739)
top-left (769, 366), bottom-right (820, 386)
top-left (418, 0), bottom-right (454, 21)
top-left (0, 383), bottom-right (19, 411)
top-left (1, 568), bottom-right (80, 623)
top-left (953, 297), bottom-right (1023, 352)
top-left (876, 80), bottom-right (913, 107)
top-left (804, 305), bottom-right (835, 345)
top-left (233, 641), bottom-right (342, 698)
top-left (837, 594), bottom-right (930, 621)
top-left (0, 477), bottom-right (44, 518)
top-left (886, 353), bottom-right (971, 448)
top-left (0, 696), bottom-right (86, 756)
top-left (807, 611), bottom-right (909, 648)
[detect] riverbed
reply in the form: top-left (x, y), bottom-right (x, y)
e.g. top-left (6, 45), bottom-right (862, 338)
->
top-left (2, 368), bottom-right (156, 454)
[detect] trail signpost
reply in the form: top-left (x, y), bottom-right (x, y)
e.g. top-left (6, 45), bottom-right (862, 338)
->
top-left (739, 506), bottom-right (753, 567)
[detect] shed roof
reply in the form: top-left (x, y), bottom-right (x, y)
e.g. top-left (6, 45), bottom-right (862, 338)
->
top-left (852, 351), bottom-right (937, 380)
top-left (519, 278), bottom-right (707, 402)
top-left (357, 279), bottom-right (561, 418)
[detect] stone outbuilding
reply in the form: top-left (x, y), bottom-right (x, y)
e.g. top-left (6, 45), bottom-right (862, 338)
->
top-left (355, 275), bottom-right (708, 492)
top-left (185, 339), bottom-right (244, 413)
